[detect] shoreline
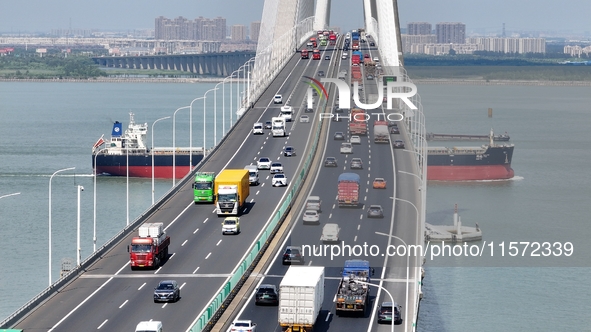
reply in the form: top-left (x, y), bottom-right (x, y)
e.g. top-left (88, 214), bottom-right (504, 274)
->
top-left (1, 77), bottom-right (590, 86)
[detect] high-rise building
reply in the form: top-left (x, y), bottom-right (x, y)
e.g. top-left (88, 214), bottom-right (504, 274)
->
top-left (154, 16), bottom-right (226, 41)
top-left (231, 25), bottom-right (247, 41)
top-left (407, 22), bottom-right (432, 35)
top-left (250, 21), bottom-right (261, 42)
top-left (436, 22), bottom-right (466, 44)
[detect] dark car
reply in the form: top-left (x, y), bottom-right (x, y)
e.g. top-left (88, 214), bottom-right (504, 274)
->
top-left (370, 42), bottom-right (376, 46)
top-left (325, 55), bottom-right (330, 60)
top-left (393, 140), bottom-right (405, 149)
top-left (318, 70), bottom-right (325, 77)
top-left (378, 302), bottom-right (403, 324)
top-left (255, 284), bottom-right (279, 306)
top-left (324, 156), bottom-right (338, 167)
top-left (282, 246), bottom-right (304, 265)
top-left (334, 106), bottom-right (344, 113)
top-left (367, 205), bottom-right (384, 218)
top-left (390, 126), bottom-right (400, 134)
top-left (334, 131), bottom-right (345, 140)
top-left (264, 121), bottom-right (272, 129)
top-left (283, 146), bottom-right (296, 157)
top-left (153, 280), bottom-right (180, 303)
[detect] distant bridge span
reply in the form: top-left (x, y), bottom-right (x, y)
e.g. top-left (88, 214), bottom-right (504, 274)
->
top-left (91, 51), bottom-right (256, 76)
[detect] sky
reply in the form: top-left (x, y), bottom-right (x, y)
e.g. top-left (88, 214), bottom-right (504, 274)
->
top-left (1, 0), bottom-right (590, 35)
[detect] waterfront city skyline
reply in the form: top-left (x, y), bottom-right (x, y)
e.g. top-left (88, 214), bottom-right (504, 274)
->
top-left (1, 0), bottom-right (590, 36)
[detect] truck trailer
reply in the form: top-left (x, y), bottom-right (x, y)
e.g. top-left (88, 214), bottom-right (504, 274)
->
top-left (373, 120), bottom-right (390, 143)
top-left (129, 223), bottom-right (170, 270)
top-left (334, 260), bottom-right (374, 316)
top-left (349, 108), bottom-right (367, 135)
top-left (272, 116), bottom-right (286, 137)
top-left (279, 266), bottom-right (325, 332)
top-left (215, 169), bottom-right (250, 216)
top-left (337, 173), bottom-right (360, 207)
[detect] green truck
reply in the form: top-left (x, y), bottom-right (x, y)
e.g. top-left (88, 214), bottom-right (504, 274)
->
top-left (215, 169), bottom-right (250, 216)
top-left (193, 172), bottom-right (216, 203)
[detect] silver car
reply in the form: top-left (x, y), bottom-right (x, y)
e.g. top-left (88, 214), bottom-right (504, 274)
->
top-left (340, 142), bottom-right (353, 154)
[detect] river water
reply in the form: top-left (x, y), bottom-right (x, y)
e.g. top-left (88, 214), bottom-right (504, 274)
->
top-left (0, 81), bottom-right (589, 331)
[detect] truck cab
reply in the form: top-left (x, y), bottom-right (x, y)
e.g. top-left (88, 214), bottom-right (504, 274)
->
top-left (135, 321), bottom-right (162, 332)
top-left (272, 117), bottom-right (286, 137)
top-left (280, 105), bottom-right (293, 122)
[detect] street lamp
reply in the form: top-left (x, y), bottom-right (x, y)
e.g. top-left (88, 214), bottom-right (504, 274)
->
top-left (173, 105), bottom-right (190, 185)
top-left (49, 166), bottom-right (75, 286)
top-left (93, 147), bottom-right (108, 252)
top-left (375, 231), bottom-right (410, 332)
top-left (204, 87), bottom-right (217, 152)
top-left (77, 185), bottom-right (84, 266)
top-left (189, 97), bottom-right (205, 169)
top-left (0, 192), bottom-right (20, 199)
top-left (152, 116), bottom-right (171, 205)
top-left (353, 280), bottom-right (395, 332)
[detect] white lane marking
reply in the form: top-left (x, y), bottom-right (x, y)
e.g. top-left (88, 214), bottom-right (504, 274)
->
top-left (47, 263), bottom-right (129, 331)
top-left (193, 266), bottom-right (200, 274)
top-left (354, 235), bottom-right (358, 242)
top-left (193, 228), bottom-right (199, 234)
top-left (162, 303), bottom-right (168, 308)
top-left (364, 195), bottom-right (367, 201)
top-left (97, 319), bottom-right (108, 329)
top-left (204, 218), bottom-right (209, 223)
top-left (180, 282), bottom-right (187, 289)
top-left (256, 190), bottom-right (260, 195)
top-left (205, 252), bottom-right (212, 259)
top-left (326, 312), bottom-right (332, 322)
top-left (357, 224), bottom-right (361, 231)
top-left (138, 282), bottom-right (146, 290)
top-left (250, 198), bottom-right (255, 202)
top-left (119, 300), bottom-right (128, 309)
top-left (329, 213), bottom-right (332, 219)
top-left (216, 239), bottom-right (222, 246)
top-left (360, 214), bottom-right (363, 220)
top-left (182, 240), bottom-right (188, 246)
top-left (154, 266), bottom-right (162, 274)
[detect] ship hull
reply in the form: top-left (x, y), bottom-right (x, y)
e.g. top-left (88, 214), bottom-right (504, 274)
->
top-left (93, 153), bottom-right (203, 179)
top-left (427, 145), bottom-right (514, 181)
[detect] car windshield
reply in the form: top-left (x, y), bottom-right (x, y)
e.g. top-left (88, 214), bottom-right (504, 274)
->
top-left (258, 288), bottom-right (275, 294)
top-left (234, 322), bottom-right (250, 327)
top-left (275, 174), bottom-right (285, 178)
top-left (272, 163), bottom-right (281, 167)
top-left (259, 158), bottom-right (269, 163)
top-left (380, 307), bottom-right (392, 314)
top-left (157, 283), bottom-right (174, 290)
top-left (286, 248), bottom-right (300, 255)
top-left (131, 244), bottom-right (152, 253)
top-left (194, 182), bottom-right (212, 190)
top-left (224, 220), bottom-right (236, 225)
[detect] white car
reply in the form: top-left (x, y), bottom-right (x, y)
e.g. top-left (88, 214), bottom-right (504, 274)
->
top-left (257, 157), bottom-right (271, 170)
top-left (302, 210), bottom-right (320, 224)
top-left (230, 320), bottom-right (257, 332)
top-left (270, 162), bottom-right (284, 174)
top-left (273, 94), bottom-right (283, 104)
top-left (300, 115), bottom-right (310, 123)
top-left (350, 135), bottom-right (361, 144)
top-left (272, 173), bottom-right (288, 187)
top-left (340, 142), bottom-right (353, 154)
top-left (253, 122), bottom-right (264, 135)
top-left (320, 223), bottom-right (340, 242)
top-left (221, 217), bottom-right (240, 235)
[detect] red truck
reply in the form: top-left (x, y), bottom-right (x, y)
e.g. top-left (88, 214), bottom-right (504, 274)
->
top-left (310, 37), bottom-right (317, 48)
top-left (352, 40), bottom-right (359, 50)
top-left (301, 49), bottom-right (309, 59)
top-left (351, 54), bottom-right (361, 65)
top-left (338, 173), bottom-right (360, 207)
top-left (351, 66), bottom-right (362, 85)
top-left (349, 108), bottom-right (367, 135)
top-left (129, 222), bottom-right (170, 270)
top-left (312, 49), bottom-right (321, 60)
top-left (329, 33), bottom-right (337, 45)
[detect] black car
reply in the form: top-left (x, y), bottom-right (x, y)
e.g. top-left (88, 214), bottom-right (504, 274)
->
top-left (390, 125), bottom-right (400, 134)
top-left (255, 284), bottom-right (279, 306)
top-left (283, 146), bottom-right (296, 156)
top-left (367, 205), bottom-right (384, 218)
top-left (318, 70), bottom-right (325, 77)
top-left (324, 156), bottom-right (338, 167)
top-left (264, 121), bottom-right (272, 129)
top-left (370, 42), bottom-right (376, 46)
top-left (153, 280), bottom-right (180, 303)
top-left (334, 131), bottom-right (345, 140)
top-left (325, 55), bottom-right (330, 60)
top-left (377, 302), bottom-right (403, 324)
top-left (282, 246), bottom-right (304, 265)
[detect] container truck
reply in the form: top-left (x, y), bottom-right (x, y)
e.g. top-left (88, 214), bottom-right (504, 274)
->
top-left (310, 37), bottom-right (317, 48)
top-left (215, 169), bottom-right (250, 216)
top-left (351, 66), bottom-right (362, 85)
top-left (329, 33), bottom-right (337, 45)
top-left (129, 223), bottom-right (170, 270)
top-left (279, 266), bottom-right (325, 332)
top-left (373, 120), bottom-right (389, 143)
top-left (193, 172), bottom-right (216, 203)
top-left (349, 108), bottom-right (367, 135)
top-left (351, 52), bottom-right (361, 65)
top-left (337, 173), bottom-right (360, 207)
top-left (334, 260), bottom-right (374, 316)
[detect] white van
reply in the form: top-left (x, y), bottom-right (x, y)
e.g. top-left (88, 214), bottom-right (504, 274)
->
top-left (320, 223), bottom-right (340, 243)
top-left (253, 122), bottom-right (264, 135)
top-left (135, 321), bottom-right (162, 332)
top-left (305, 195), bottom-right (322, 212)
top-left (244, 165), bottom-right (260, 185)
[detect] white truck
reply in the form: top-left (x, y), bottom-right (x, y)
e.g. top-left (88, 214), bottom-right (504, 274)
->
top-left (280, 105), bottom-right (293, 122)
top-left (272, 116), bottom-right (286, 137)
top-left (279, 266), bottom-right (324, 332)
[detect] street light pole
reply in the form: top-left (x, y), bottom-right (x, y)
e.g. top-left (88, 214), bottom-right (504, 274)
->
top-left (152, 116), bottom-right (171, 205)
top-left (93, 148), bottom-right (107, 252)
top-left (49, 166), bottom-right (75, 286)
top-left (77, 185), bottom-right (84, 266)
top-left (189, 97), bottom-right (205, 169)
top-left (204, 88), bottom-right (217, 153)
top-left (353, 280), bottom-right (395, 332)
top-left (172, 106), bottom-right (190, 186)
